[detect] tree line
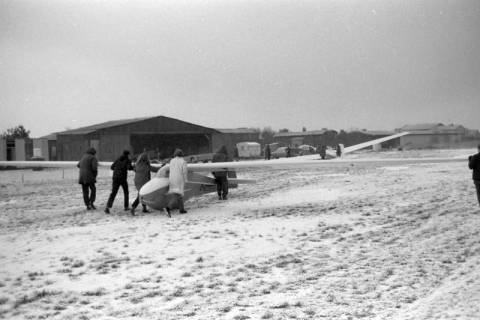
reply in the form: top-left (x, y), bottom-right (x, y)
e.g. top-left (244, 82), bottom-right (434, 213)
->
top-left (1, 125), bottom-right (30, 140)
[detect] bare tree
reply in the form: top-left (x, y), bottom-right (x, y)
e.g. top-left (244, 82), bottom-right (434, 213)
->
top-left (1, 125), bottom-right (30, 139)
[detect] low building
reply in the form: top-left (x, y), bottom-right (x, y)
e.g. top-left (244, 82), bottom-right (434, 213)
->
top-left (273, 130), bottom-right (330, 147)
top-left (338, 130), bottom-right (399, 149)
top-left (399, 123), bottom-right (471, 149)
top-left (212, 128), bottom-right (260, 156)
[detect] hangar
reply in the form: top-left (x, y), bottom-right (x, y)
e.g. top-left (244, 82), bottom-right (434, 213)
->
top-left (398, 123), bottom-right (478, 149)
top-left (56, 116), bottom-right (220, 161)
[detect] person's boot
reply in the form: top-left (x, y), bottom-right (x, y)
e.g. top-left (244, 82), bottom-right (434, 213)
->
top-left (142, 205), bottom-right (149, 213)
top-left (164, 207), bottom-right (171, 218)
top-left (222, 195), bottom-right (228, 200)
top-left (218, 194), bottom-right (222, 200)
top-left (104, 207), bottom-right (110, 214)
top-left (86, 205), bottom-right (92, 210)
top-left (130, 207), bottom-right (136, 216)
top-left (90, 203), bottom-right (96, 210)
top-left (178, 198), bottom-right (187, 214)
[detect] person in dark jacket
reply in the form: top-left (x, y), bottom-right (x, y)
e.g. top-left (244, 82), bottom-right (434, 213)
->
top-left (336, 144), bottom-right (342, 157)
top-left (286, 145), bottom-right (291, 158)
top-left (233, 145), bottom-right (239, 161)
top-left (77, 147), bottom-right (98, 210)
top-left (468, 144), bottom-right (480, 206)
top-left (212, 146), bottom-right (231, 200)
top-left (319, 145), bottom-right (327, 160)
top-left (264, 144), bottom-right (271, 160)
top-left (130, 152), bottom-right (159, 215)
top-left (105, 150), bottom-right (133, 214)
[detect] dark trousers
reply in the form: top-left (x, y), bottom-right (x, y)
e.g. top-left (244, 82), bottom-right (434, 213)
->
top-left (167, 193), bottom-right (185, 211)
top-left (107, 179), bottom-right (129, 209)
top-left (215, 176), bottom-right (228, 198)
top-left (132, 192), bottom-right (147, 211)
top-left (81, 183), bottom-right (96, 206)
top-left (475, 180), bottom-right (480, 206)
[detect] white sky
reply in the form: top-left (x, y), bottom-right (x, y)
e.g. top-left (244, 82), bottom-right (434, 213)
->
top-left (1, 0), bottom-right (479, 137)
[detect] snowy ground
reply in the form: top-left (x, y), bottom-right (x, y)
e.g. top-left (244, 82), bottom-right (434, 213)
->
top-left (1, 149), bottom-right (479, 320)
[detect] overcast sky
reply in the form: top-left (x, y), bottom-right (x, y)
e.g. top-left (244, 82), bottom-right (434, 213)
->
top-left (1, 0), bottom-right (479, 137)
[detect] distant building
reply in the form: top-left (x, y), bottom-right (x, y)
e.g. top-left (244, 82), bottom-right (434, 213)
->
top-left (32, 133), bottom-right (57, 160)
top-left (273, 129), bottom-right (399, 150)
top-left (339, 130), bottom-right (399, 149)
top-left (212, 128), bottom-right (260, 156)
top-left (273, 130), bottom-right (330, 147)
top-left (398, 123), bottom-right (476, 149)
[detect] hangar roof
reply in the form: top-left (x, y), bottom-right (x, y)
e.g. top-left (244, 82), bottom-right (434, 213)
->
top-left (57, 117), bottom-right (152, 135)
top-left (56, 116), bottom-right (219, 135)
top-left (400, 123), bottom-right (444, 131)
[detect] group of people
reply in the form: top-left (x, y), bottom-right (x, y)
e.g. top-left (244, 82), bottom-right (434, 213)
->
top-left (77, 148), bottom-right (190, 217)
top-left (76, 143), bottom-right (480, 213)
top-left (77, 145), bottom-right (233, 216)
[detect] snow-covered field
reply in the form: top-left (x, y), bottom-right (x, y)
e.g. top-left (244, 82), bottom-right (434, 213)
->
top-left (1, 149), bottom-right (479, 320)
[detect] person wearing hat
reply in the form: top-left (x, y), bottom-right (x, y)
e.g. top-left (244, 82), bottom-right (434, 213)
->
top-left (77, 147), bottom-right (98, 210)
top-left (468, 144), bottom-right (480, 207)
top-left (105, 150), bottom-right (134, 214)
top-left (165, 148), bottom-right (188, 216)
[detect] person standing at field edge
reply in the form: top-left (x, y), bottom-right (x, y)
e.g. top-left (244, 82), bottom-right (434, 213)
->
top-left (105, 150), bottom-right (133, 214)
top-left (468, 144), bottom-right (480, 207)
top-left (264, 144), bottom-right (271, 160)
top-left (164, 148), bottom-right (188, 217)
top-left (77, 147), bottom-right (98, 210)
top-left (212, 145), bottom-right (231, 200)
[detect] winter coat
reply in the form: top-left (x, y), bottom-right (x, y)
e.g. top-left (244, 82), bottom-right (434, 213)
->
top-left (212, 146), bottom-right (230, 177)
top-left (134, 160), bottom-right (159, 190)
top-left (77, 149), bottom-right (98, 184)
top-left (168, 156), bottom-right (188, 195)
top-left (468, 152), bottom-right (480, 180)
top-left (264, 145), bottom-right (271, 159)
top-left (319, 145), bottom-right (327, 158)
top-left (111, 155), bottom-right (133, 181)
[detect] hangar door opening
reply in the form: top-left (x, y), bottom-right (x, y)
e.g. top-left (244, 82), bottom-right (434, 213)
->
top-left (130, 134), bottom-right (211, 159)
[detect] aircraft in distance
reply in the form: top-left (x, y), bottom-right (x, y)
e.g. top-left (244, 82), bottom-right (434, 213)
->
top-left (0, 132), bottom-right (465, 210)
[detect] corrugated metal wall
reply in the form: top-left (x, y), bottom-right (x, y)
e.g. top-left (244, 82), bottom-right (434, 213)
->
top-left (57, 117), bottom-right (220, 161)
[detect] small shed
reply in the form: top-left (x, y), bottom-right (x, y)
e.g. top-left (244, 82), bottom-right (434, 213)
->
top-left (14, 138), bottom-right (33, 161)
